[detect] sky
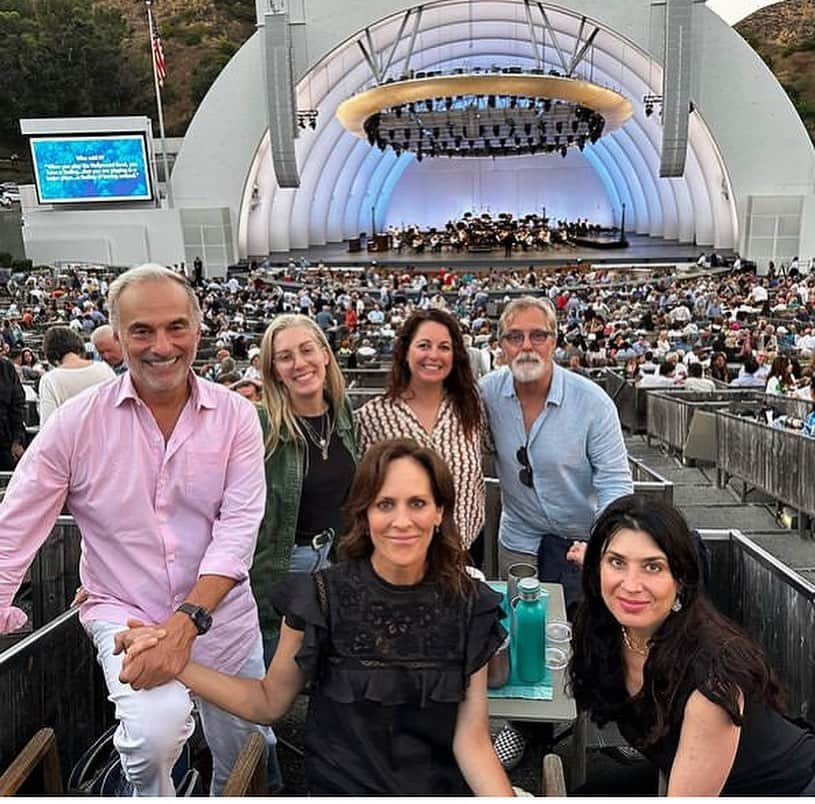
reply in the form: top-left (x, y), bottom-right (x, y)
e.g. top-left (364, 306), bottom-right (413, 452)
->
top-left (706, 0), bottom-right (783, 25)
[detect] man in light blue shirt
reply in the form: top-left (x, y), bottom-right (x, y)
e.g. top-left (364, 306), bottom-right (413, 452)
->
top-left (480, 296), bottom-right (632, 607)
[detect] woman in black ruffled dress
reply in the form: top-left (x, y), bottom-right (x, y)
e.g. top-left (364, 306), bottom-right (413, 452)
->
top-left (119, 438), bottom-right (513, 795)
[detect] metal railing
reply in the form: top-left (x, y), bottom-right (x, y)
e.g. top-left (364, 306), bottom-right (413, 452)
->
top-left (0, 607), bottom-right (111, 781)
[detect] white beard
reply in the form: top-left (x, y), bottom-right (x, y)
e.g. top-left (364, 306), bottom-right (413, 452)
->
top-left (510, 354), bottom-right (545, 383)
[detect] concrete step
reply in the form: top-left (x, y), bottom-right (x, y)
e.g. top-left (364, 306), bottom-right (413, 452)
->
top-left (749, 532), bottom-right (815, 571)
top-left (672, 486), bottom-right (739, 506)
top-left (683, 504), bottom-right (780, 532)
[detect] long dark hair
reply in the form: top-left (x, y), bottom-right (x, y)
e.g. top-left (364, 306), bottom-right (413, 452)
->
top-left (339, 438), bottom-right (473, 600)
top-left (385, 309), bottom-right (482, 438)
top-left (709, 351), bottom-right (728, 382)
top-left (569, 494), bottom-right (783, 745)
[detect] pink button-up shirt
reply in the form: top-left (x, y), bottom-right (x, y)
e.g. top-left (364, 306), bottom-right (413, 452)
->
top-left (0, 372), bottom-right (266, 674)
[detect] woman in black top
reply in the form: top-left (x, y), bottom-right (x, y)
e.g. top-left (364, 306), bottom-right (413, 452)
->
top-left (119, 439), bottom-right (512, 795)
top-left (569, 495), bottom-right (815, 795)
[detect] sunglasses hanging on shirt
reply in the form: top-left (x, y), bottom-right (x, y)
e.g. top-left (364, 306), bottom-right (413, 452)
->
top-left (516, 445), bottom-right (534, 488)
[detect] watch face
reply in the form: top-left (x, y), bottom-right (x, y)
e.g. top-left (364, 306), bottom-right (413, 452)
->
top-left (180, 603), bottom-right (212, 634)
top-left (196, 610), bottom-right (213, 633)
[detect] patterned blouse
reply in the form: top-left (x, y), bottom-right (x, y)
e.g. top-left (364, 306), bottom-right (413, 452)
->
top-left (355, 395), bottom-right (485, 548)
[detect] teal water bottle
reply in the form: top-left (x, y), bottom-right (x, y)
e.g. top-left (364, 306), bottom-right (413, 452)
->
top-left (513, 577), bottom-right (549, 684)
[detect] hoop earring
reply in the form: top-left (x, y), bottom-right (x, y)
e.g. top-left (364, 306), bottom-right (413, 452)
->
top-left (671, 598), bottom-right (683, 613)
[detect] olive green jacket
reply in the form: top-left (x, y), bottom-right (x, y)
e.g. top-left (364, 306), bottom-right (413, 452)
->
top-left (250, 398), bottom-right (357, 641)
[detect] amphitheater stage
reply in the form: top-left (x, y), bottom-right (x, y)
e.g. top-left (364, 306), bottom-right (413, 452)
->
top-left (254, 234), bottom-right (731, 270)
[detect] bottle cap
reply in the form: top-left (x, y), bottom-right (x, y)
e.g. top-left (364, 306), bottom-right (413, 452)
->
top-left (518, 577), bottom-right (540, 599)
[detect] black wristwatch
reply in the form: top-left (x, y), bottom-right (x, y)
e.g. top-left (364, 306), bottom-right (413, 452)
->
top-left (176, 602), bottom-right (212, 635)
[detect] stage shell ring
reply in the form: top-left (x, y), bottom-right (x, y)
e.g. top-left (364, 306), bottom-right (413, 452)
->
top-left (337, 74), bottom-right (634, 138)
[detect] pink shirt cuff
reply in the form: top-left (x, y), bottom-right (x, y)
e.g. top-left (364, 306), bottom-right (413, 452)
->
top-left (0, 607), bottom-right (29, 634)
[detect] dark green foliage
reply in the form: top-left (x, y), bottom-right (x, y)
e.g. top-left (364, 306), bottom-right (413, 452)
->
top-left (0, 0), bottom-right (149, 146)
top-left (11, 257), bottom-right (32, 271)
top-left (0, 252), bottom-right (12, 267)
top-left (212, 0), bottom-right (255, 23)
top-left (190, 39), bottom-right (237, 106)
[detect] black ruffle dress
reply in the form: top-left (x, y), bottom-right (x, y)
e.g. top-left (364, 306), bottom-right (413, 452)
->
top-left (269, 558), bottom-right (506, 795)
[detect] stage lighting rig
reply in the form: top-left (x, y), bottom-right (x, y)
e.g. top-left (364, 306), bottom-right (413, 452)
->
top-left (642, 94), bottom-right (663, 118)
top-left (338, 69), bottom-right (633, 161)
top-left (297, 109), bottom-right (319, 130)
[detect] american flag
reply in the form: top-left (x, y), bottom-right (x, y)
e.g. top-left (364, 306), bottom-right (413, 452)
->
top-left (152, 26), bottom-right (167, 87)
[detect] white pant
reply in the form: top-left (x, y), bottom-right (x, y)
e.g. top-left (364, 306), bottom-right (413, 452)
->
top-left (85, 620), bottom-right (276, 796)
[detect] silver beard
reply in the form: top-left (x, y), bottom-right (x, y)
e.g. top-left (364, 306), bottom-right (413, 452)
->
top-left (510, 353), bottom-right (545, 383)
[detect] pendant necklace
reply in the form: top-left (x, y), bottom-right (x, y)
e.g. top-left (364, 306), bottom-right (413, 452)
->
top-left (621, 626), bottom-right (649, 657)
top-left (298, 409), bottom-right (334, 460)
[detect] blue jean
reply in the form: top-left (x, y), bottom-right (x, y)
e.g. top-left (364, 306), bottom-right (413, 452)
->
top-left (288, 537), bottom-right (333, 574)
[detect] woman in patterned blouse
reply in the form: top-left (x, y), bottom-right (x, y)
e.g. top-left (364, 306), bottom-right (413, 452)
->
top-left (355, 308), bottom-right (486, 551)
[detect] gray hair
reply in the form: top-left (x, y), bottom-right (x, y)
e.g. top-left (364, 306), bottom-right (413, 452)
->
top-left (498, 295), bottom-right (557, 337)
top-left (107, 264), bottom-right (201, 332)
top-left (90, 323), bottom-right (114, 346)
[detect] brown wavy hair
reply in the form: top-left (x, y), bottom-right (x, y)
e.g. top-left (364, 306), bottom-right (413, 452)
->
top-left (385, 309), bottom-right (482, 438)
top-left (339, 438), bottom-right (473, 600)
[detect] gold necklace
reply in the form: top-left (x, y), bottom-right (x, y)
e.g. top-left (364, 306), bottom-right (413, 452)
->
top-left (621, 626), bottom-right (649, 657)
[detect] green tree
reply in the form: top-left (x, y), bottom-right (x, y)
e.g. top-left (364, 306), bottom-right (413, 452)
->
top-left (190, 39), bottom-right (237, 106)
top-left (0, 0), bottom-right (150, 145)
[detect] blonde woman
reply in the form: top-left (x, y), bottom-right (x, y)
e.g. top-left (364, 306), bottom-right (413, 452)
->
top-left (253, 314), bottom-right (357, 656)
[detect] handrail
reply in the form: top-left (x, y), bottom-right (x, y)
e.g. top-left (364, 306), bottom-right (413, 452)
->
top-left (0, 606), bottom-right (79, 668)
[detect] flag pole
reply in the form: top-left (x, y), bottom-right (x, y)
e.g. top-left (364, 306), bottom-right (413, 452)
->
top-left (145, 0), bottom-right (174, 208)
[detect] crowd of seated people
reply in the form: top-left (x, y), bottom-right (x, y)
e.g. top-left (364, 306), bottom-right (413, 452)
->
top-left (5, 258), bottom-right (815, 398)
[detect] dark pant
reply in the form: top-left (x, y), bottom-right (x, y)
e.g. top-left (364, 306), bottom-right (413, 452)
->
top-left (0, 444), bottom-right (16, 471)
top-left (536, 533), bottom-right (583, 612)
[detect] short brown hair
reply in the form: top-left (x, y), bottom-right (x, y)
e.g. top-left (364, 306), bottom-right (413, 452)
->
top-left (43, 325), bottom-right (86, 365)
top-left (339, 438), bottom-right (473, 600)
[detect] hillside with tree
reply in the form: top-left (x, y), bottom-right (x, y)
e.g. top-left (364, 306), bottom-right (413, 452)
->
top-left (735, 0), bottom-right (815, 143)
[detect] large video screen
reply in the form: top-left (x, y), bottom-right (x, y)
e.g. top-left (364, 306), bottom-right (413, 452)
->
top-left (29, 133), bottom-right (153, 204)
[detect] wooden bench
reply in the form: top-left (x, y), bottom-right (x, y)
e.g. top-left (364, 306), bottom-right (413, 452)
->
top-left (222, 732), bottom-right (267, 796)
top-left (0, 727), bottom-right (62, 796)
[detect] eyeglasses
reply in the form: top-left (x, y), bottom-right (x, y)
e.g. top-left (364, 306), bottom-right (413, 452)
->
top-left (501, 329), bottom-right (554, 347)
top-left (272, 342), bottom-right (323, 366)
top-left (516, 445), bottom-right (533, 488)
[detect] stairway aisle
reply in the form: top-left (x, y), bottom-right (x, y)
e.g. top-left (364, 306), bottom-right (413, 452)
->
top-left (624, 434), bottom-right (815, 582)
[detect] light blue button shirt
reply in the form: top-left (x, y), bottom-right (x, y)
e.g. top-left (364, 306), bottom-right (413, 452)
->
top-left (479, 364), bottom-right (633, 554)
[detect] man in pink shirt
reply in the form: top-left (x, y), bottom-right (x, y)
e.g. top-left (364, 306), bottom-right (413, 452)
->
top-left (0, 264), bottom-right (277, 796)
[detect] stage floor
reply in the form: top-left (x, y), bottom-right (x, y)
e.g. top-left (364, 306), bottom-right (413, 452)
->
top-left (256, 234), bottom-right (728, 269)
